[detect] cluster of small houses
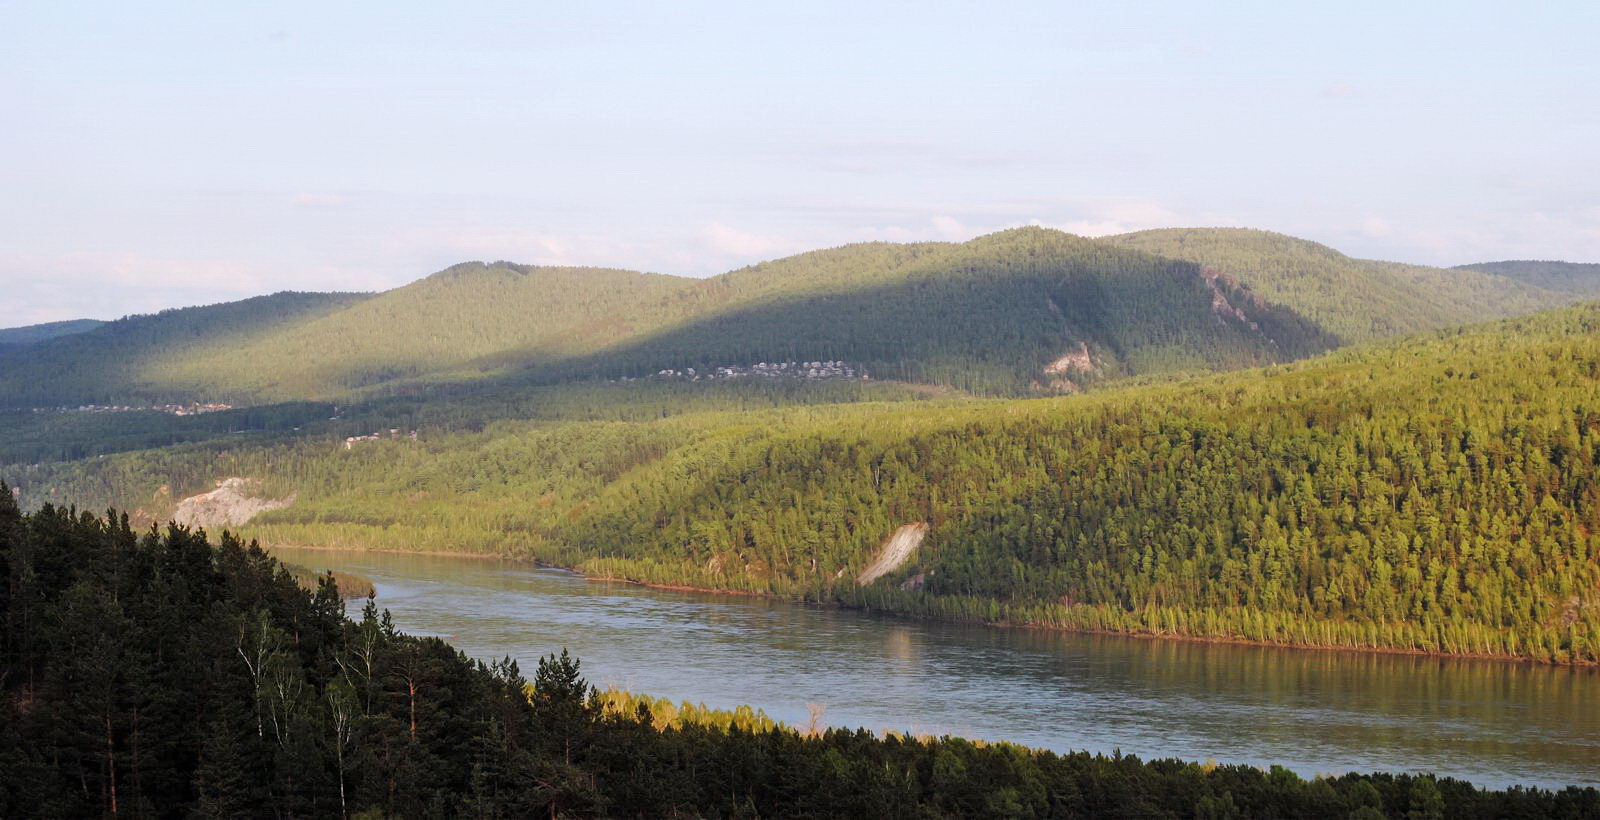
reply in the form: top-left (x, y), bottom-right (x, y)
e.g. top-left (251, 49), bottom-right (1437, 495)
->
top-left (343, 428), bottom-right (419, 450)
top-left (37, 402), bottom-right (234, 416)
top-left (621, 360), bottom-right (868, 382)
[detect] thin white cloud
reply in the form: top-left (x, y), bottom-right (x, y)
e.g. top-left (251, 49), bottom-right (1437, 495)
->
top-left (0, 249), bottom-right (404, 325)
top-left (414, 226), bottom-right (645, 269)
top-left (1321, 82), bottom-right (1358, 98)
top-left (813, 201), bottom-right (1216, 244)
top-left (0, 265), bottom-right (263, 326)
top-left (800, 140), bottom-right (1054, 176)
top-left (10, 196), bottom-right (1598, 329)
top-left (845, 216), bottom-right (982, 244)
top-left (817, 140), bottom-right (938, 157)
top-left (1308, 208), bottom-right (1600, 266)
top-left (1052, 220), bottom-right (1129, 237)
top-left (293, 192), bottom-right (348, 208)
top-left (1042, 200), bottom-right (1206, 237)
top-left (698, 222), bottom-right (802, 259)
top-left (930, 216), bottom-right (968, 240)
top-left (44, 251), bottom-right (268, 293)
top-left (404, 223), bottom-right (807, 276)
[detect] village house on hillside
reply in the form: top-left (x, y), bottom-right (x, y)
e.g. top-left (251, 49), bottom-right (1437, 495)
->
top-left (344, 428), bottom-right (419, 450)
top-left (640, 360), bottom-right (867, 382)
top-left (39, 402), bottom-right (234, 415)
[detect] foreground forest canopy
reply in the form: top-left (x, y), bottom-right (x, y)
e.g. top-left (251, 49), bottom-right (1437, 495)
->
top-left (4, 499), bottom-right (1599, 818)
top-left (14, 299), bottom-right (1600, 666)
top-left (0, 226), bottom-right (1579, 407)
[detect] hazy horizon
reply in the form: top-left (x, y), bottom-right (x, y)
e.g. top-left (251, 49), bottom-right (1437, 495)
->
top-left (5, 0), bottom-right (1598, 326)
top-left (1, 223), bottom-right (1585, 329)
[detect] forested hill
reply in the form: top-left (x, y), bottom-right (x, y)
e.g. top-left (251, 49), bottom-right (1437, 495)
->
top-left (0, 318), bottom-right (105, 347)
top-left (0, 229), bottom-right (1340, 405)
top-left (1100, 228), bottom-right (1569, 343)
top-left (557, 300), bottom-right (1600, 665)
top-left (542, 227), bottom-right (1338, 394)
top-left (3, 229), bottom-right (1579, 407)
top-left (20, 299), bottom-right (1600, 665)
top-left (0, 292), bottom-right (370, 407)
top-left (8, 501), bottom-right (1595, 816)
top-left (153, 263), bottom-right (703, 400)
top-left (1455, 260), bottom-right (1600, 298)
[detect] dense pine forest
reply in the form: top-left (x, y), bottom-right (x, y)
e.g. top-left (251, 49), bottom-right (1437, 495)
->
top-left (5, 498), bottom-right (1599, 818)
top-left (9, 226), bottom-right (1575, 408)
top-left (13, 298), bottom-right (1600, 665)
top-left (563, 302), bottom-right (1600, 664)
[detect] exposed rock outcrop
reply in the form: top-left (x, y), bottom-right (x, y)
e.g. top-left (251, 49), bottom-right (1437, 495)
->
top-left (1043, 341), bottom-right (1097, 376)
top-left (1200, 267), bottom-right (1266, 334)
top-left (172, 478), bottom-right (294, 530)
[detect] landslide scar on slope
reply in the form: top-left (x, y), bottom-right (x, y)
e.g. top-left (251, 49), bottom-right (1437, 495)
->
top-left (172, 477), bottom-right (295, 530)
top-left (857, 522), bottom-right (928, 586)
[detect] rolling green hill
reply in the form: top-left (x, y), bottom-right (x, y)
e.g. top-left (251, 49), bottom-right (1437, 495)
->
top-left (541, 227), bottom-right (1338, 394)
top-left (0, 228), bottom-right (1339, 406)
top-left (15, 298), bottom-right (1600, 664)
top-left (1101, 228), bottom-right (1570, 342)
top-left (4, 231), bottom-right (1583, 412)
top-left (1455, 260), bottom-right (1600, 298)
top-left (156, 263), bottom-right (703, 401)
top-left (565, 301), bottom-right (1600, 665)
top-left (0, 292), bottom-right (371, 407)
top-left (0, 318), bottom-right (105, 346)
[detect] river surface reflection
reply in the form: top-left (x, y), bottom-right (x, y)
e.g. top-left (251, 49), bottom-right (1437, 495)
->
top-left (269, 546), bottom-right (1600, 789)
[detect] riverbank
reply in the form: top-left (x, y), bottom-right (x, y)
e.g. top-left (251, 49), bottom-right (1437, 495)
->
top-left (265, 542), bottom-right (512, 560)
top-left (246, 542), bottom-right (1600, 790)
top-left (596, 569), bottom-right (1589, 669)
top-left (264, 541), bottom-right (1592, 670)
top-left (280, 561), bottom-right (377, 598)
top-left (581, 573), bottom-right (783, 599)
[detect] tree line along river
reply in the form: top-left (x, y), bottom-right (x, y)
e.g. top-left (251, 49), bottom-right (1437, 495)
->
top-left (267, 546), bottom-right (1600, 791)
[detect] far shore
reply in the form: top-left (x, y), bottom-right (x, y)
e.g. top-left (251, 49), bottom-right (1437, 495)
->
top-left (265, 542), bottom-right (521, 561)
top-left (258, 541), bottom-right (1597, 670)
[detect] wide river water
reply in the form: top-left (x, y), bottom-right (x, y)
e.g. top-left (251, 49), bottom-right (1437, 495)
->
top-left (268, 546), bottom-right (1600, 790)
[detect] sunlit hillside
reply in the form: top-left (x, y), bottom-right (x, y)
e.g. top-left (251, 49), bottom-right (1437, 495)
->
top-left (1101, 228), bottom-right (1569, 342)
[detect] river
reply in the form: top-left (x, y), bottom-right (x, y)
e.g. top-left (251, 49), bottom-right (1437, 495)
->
top-left (268, 546), bottom-right (1600, 790)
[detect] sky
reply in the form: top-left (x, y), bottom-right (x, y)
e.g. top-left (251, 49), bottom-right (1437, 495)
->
top-left (3, 0), bottom-right (1598, 326)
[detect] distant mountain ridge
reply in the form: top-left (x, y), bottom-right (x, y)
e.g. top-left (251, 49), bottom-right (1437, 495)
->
top-left (1100, 228), bottom-right (1569, 342)
top-left (542, 227), bottom-right (1336, 393)
top-left (0, 292), bottom-right (371, 407)
top-left (156, 262), bottom-right (702, 400)
top-left (0, 227), bottom-right (1587, 407)
top-left (0, 318), bottom-right (105, 346)
top-left (1453, 260), bottom-right (1600, 298)
top-left (0, 228), bottom-right (1341, 405)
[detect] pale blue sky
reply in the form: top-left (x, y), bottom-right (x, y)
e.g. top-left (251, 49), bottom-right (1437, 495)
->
top-left (3, 1), bottom-right (1597, 325)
